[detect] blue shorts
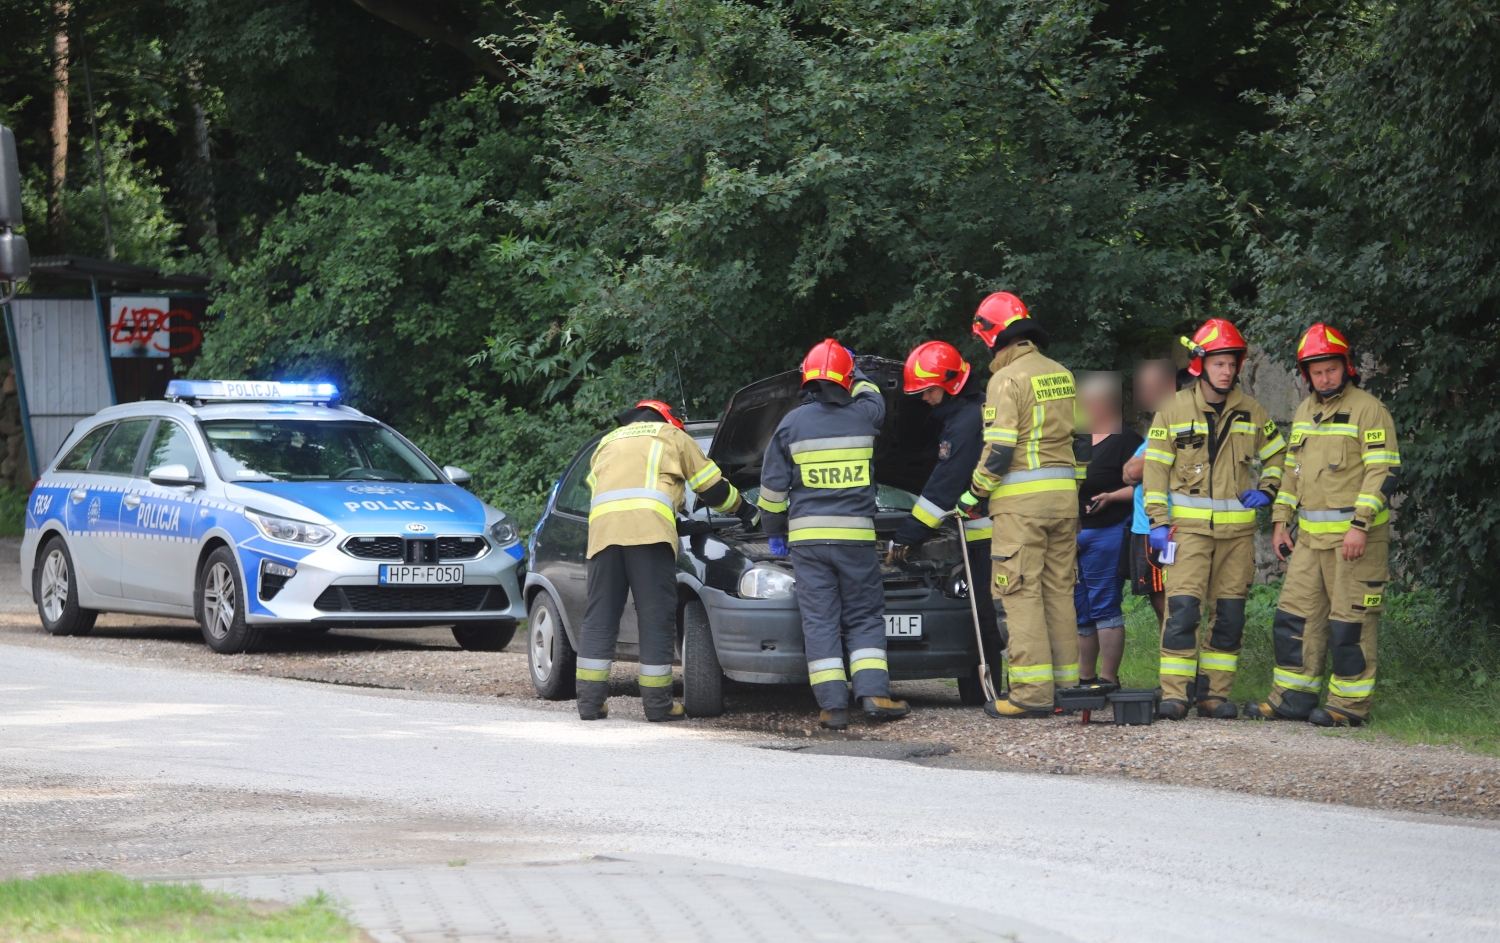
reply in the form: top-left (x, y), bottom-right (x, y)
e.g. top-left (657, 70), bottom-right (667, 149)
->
top-left (1076, 523), bottom-right (1127, 635)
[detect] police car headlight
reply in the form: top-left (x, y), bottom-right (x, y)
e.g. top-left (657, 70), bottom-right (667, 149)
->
top-left (739, 565), bottom-right (795, 600)
top-left (489, 515), bottom-right (519, 545)
top-left (244, 510), bottom-right (334, 546)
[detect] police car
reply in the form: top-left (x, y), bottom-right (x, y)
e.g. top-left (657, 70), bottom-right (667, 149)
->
top-left (21, 380), bottom-right (526, 654)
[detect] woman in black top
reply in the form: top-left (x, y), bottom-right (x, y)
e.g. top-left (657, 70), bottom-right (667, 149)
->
top-left (1075, 374), bottom-right (1143, 688)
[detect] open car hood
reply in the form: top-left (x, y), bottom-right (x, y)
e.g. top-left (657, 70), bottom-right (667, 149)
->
top-left (708, 356), bottom-right (941, 495)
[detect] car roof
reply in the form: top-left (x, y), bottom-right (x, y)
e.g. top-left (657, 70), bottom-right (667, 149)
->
top-left (82, 400), bottom-right (374, 424)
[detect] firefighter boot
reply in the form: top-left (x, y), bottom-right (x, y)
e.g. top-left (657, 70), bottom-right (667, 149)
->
top-left (641, 686), bottom-right (685, 722)
top-left (1309, 706), bottom-right (1364, 728)
top-left (1243, 701), bottom-right (1298, 721)
top-left (1197, 697), bottom-right (1239, 719)
top-left (861, 696), bottom-right (910, 721)
top-left (577, 680), bottom-right (610, 721)
top-left (1158, 699), bottom-right (1189, 721)
top-left (820, 709), bottom-right (849, 731)
top-left (984, 699), bottom-right (1053, 719)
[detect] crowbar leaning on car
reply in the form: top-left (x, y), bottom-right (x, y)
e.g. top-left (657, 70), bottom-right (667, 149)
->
top-left (944, 510), bottom-right (999, 703)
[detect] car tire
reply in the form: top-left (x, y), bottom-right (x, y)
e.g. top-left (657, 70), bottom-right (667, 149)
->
top-left (956, 666), bottom-right (989, 706)
top-left (527, 591), bottom-right (576, 700)
top-left (681, 599), bottom-right (725, 717)
top-left (451, 621), bottom-right (518, 651)
top-left (34, 536), bottom-right (97, 637)
top-left (197, 546), bottom-right (264, 654)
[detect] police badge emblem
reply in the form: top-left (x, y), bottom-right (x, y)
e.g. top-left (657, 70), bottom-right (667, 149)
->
top-left (938, 440), bottom-right (951, 460)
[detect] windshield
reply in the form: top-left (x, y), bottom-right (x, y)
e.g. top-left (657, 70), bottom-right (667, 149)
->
top-left (202, 419), bottom-right (439, 483)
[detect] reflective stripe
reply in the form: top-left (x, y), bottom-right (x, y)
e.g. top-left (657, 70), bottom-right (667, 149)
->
top-left (1259, 436), bottom-right (1287, 460)
top-left (759, 486), bottom-right (788, 503)
top-left (1143, 491), bottom-right (1169, 507)
top-left (1274, 668), bottom-right (1323, 692)
top-left (984, 428), bottom-right (1019, 445)
top-left (576, 668), bottom-right (611, 681)
top-left (645, 440), bottom-right (663, 489)
top-left (1160, 656), bottom-right (1197, 677)
top-left (1172, 494), bottom-right (1247, 511)
top-left (792, 448), bottom-right (874, 465)
top-left (578, 658), bottom-right (613, 671)
top-left (1053, 663), bottom-right (1080, 686)
top-left (1170, 505), bottom-right (1255, 525)
top-left (972, 468), bottom-right (1002, 490)
top-left (757, 494), bottom-right (789, 513)
top-left (639, 663), bottom-right (672, 676)
top-left (686, 462), bottom-right (722, 490)
top-left (1168, 421), bottom-right (1198, 435)
top-left (963, 518), bottom-right (993, 542)
top-left (591, 487), bottom-right (675, 510)
top-left (790, 436), bottom-right (875, 458)
top-left (1355, 494), bottom-right (1384, 512)
top-left (1074, 465), bottom-right (1087, 480)
top-left (851, 380), bottom-right (881, 398)
top-left (1199, 652), bottom-right (1239, 672)
top-left (1231, 421), bottom-right (1257, 435)
top-left (1144, 448), bottom-right (1175, 465)
top-left (851, 657), bottom-right (888, 675)
top-left (1026, 405), bottom-right (1044, 469)
top-left (1329, 676), bottom-right (1375, 697)
top-left (1008, 663), bottom-right (1054, 683)
top-left (993, 466), bottom-right (1077, 499)
top-left (913, 496), bottom-right (946, 528)
top-left (638, 673), bottom-right (674, 687)
top-left (710, 482), bottom-right (740, 512)
top-left (1275, 491), bottom-right (1299, 509)
top-left (809, 668), bottom-right (848, 685)
top-left (1298, 508), bottom-right (1389, 533)
top-left (788, 515), bottom-right (876, 542)
top-left (1261, 465), bottom-right (1284, 480)
top-left (1300, 508), bottom-right (1353, 522)
top-left (1363, 450), bottom-right (1400, 465)
top-left (850, 648), bottom-right (885, 662)
top-left (1297, 423), bottom-right (1359, 438)
top-left (590, 497), bottom-right (676, 524)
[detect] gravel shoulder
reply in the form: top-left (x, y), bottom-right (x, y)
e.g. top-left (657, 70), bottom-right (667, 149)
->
top-left (3, 612), bottom-right (1497, 822)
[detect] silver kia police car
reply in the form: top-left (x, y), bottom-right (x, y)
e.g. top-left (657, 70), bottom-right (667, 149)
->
top-left (22, 380), bottom-right (526, 653)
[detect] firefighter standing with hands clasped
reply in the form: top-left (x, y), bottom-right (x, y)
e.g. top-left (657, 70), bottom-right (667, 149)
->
top-left (958, 292), bottom-right (1090, 719)
top-left (576, 399), bottom-right (757, 722)
top-left (758, 340), bottom-right (911, 731)
top-left (1143, 320), bottom-right (1287, 721)
top-left (1246, 324), bottom-right (1399, 727)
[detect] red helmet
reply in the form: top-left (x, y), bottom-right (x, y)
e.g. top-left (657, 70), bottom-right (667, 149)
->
top-left (971, 292), bottom-right (1031, 348)
top-left (801, 338), bottom-right (856, 391)
top-left (1296, 323), bottom-right (1356, 380)
top-left (635, 399), bottom-right (684, 429)
top-left (903, 340), bottom-right (970, 396)
top-left (1182, 318), bottom-right (1248, 377)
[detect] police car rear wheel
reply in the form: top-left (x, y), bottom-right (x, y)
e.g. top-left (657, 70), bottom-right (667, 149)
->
top-left (451, 621), bottom-right (517, 652)
top-left (197, 548), bottom-right (264, 654)
top-left (34, 537), bottom-right (97, 637)
top-left (527, 591), bottom-right (576, 700)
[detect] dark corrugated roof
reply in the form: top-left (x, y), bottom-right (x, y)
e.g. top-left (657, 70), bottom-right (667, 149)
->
top-left (29, 254), bottom-right (210, 291)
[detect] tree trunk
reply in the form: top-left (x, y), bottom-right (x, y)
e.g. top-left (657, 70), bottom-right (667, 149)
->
top-left (48, 2), bottom-right (70, 244)
top-left (184, 65), bottom-right (217, 247)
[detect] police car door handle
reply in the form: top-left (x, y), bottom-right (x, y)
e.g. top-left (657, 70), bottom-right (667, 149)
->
top-left (123, 494), bottom-right (141, 510)
top-left (70, 488), bottom-right (87, 504)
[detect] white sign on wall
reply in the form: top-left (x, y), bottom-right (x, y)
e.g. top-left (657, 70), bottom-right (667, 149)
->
top-left (109, 295), bottom-right (173, 357)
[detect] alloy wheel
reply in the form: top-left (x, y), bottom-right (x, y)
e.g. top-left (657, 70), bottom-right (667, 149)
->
top-left (530, 605), bottom-right (555, 682)
top-left (39, 549), bottom-right (68, 623)
top-left (203, 562), bottom-right (236, 641)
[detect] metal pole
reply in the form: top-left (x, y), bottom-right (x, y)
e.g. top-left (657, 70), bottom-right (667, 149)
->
top-left (3, 302), bottom-right (40, 483)
top-left (90, 275), bottom-right (116, 404)
top-left (78, 29), bottom-right (114, 260)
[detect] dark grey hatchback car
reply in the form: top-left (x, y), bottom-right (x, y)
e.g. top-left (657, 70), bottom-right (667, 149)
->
top-left (521, 357), bottom-right (989, 716)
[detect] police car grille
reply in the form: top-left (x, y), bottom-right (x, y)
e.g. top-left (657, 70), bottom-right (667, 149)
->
top-left (342, 537), bottom-right (404, 559)
top-left (314, 585), bottom-right (510, 613)
top-left (436, 536), bottom-right (487, 560)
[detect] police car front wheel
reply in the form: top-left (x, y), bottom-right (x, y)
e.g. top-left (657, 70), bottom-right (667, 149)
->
top-left (34, 537), bottom-right (97, 637)
top-left (197, 547), bottom-right (265, 654)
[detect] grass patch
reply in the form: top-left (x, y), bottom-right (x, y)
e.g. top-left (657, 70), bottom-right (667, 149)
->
top-left (0, 485), bottom-right (27, 538)
top-left (1117, 583), bottom-right (1500, 755)
top-left (0, 871), bottom-right (363, 942)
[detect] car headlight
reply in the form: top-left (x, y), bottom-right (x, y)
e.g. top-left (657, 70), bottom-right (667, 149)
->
top-left (244, 510), bottom-right (334, 546)
top-left (739, 565), bottom-right (795, 600)
top-left (489, 514), bottom-right (519, 545)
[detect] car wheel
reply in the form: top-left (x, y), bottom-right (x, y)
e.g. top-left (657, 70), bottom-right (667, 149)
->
top-left (956, 666), bottom-right (990, 705)
top-left (681, 599), bottom-right (724, 717)
top-left (451, 621), bottom-right (518, 651)
top-left (527, 591), bottom-right (576, 700)
top-left (197, 547), bottom-right (264, 654)
top-left (34, 537), bottom-right (97, 637)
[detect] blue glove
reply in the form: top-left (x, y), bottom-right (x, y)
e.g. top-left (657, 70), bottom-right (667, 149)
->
top-left (768, 536), bottom-right (789, 557)
top-left (1239, 489), bottom-right (1272, 510)
top-left (1149, 525), bottom-right (1171, 553)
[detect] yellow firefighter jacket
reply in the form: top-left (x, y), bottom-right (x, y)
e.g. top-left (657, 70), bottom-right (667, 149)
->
top-left (970, 340), bottom-right (1083, 519)
top-left (1270, 384), bottom-right (1399, 550)
top-left (586, 421), bottom-right (740, 558)
top-left (1143, 384), bottom-right (1287, 538)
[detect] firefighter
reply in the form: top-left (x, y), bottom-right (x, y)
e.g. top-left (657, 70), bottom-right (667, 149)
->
top-left (1246, 324), bottom-right (1398, 727)
top-left (886, 341), bottom-right (1007, 688)
top-left (758, 339), bottom-right (910, 731)
top-left (1143, 319), bottom-right (1287, 721)
top-left (957, 292), bottom-right (1088, 718)
top-left (577, 399), bottom-right (757, 721)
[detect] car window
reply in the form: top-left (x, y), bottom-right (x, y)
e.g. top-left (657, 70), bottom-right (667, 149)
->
top-left (201, 419), bottom-right (439, 482)
top-left (554, 443), bottom-right (598, 516)
top-left (94, 420), bottom-right (152, 475)
top-left (143, 420), bottom-right (200, 478)
top-left (55, 424), bottom-right (113, 472)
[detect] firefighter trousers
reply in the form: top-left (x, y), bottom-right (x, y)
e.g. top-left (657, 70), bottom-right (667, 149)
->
top-left (1159, 532), bottom-right (1254, 705)
top-left (578, 542), bottom-right (679, 718)
top-left (790, 544), bottom-right (889, 711)
top-left (1268, 537), bottom-right (1387, 720)
top-left (990, 513), bottom-right (1079, 711)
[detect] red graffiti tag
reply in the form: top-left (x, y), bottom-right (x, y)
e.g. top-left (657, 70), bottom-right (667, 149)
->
top-left (110, 306), bottom-right (202, 355)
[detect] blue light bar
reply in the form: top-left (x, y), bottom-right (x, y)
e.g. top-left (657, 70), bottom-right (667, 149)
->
top-left (166, 380), bottom-right (340, 403)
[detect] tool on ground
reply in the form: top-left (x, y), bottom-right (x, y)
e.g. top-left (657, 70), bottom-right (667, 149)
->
top-left (945, 512), bottom-right (998, 702)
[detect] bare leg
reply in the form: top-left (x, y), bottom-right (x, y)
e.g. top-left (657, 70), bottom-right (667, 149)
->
top-left (1077, 632), bottom-right (1100, 682)
top-left (1097, 625), bottom-right (1125, 682)
top-left (1149, 590), bottom-right (1165, 623)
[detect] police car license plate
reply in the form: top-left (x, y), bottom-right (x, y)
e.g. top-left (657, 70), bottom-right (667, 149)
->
top-left (379, 564), bottom-right (464, 585)
top-left (885, 614), bottom-right (922, 638)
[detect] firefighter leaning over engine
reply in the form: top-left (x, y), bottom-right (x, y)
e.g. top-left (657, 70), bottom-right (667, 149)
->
top-left (958, 292), bottom-right (1089, 719)
top-left (758, 340), bottom-right (911, 731)
top-left (1246, 324), bottom-right (1399, 727)
top-left (577, 399), bottom-right (756, 722)
top-left (1144, 320), bottom-right (1287, 721)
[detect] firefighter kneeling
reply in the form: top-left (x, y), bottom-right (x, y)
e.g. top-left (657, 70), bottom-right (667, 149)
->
top-left (1246, 324), bottom-right (1399, 727)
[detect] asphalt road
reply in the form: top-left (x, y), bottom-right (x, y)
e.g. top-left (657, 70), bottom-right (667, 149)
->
top-left (3, 642), bottom-right (1498, 943)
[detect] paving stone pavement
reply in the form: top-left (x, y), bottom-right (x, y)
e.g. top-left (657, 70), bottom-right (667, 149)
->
top-left (185, 854), bottom-right (1077, 943)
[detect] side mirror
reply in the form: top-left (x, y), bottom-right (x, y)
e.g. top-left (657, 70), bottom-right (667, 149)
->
top-left (443, 465), bottom-right (472, 487)
top-left (148, 464), bottom-right (200, 487)
top-left (0, 124), bottom-right (29, 302)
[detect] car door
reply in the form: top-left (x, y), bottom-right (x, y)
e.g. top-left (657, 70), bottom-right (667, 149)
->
top-left (70, 418), bottom-right (152, 597)
top-left (119, 418), bottom-right (205, 607)
top-left (55, 423), bottom-right (115, 598)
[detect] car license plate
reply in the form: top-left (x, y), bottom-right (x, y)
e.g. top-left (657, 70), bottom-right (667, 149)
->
top-left (885, 614), bottom-right (922, 638)
top-left (379, 564), bottom-right (464, 585)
